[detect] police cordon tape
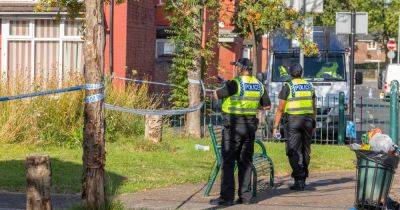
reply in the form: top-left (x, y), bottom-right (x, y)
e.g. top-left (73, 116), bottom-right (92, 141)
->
top-left (112, 76), bottom-right (213, 92)
top-left (112, 76), bottom-right (184, 89)
top-left (105, 77), bottom-right (206, 116)
top-left (0, 83), bottom-right (104, 103)
top-left (104, 103), bottom-right (204, 116)
top-left (0, 78), bottom-right (206, 115)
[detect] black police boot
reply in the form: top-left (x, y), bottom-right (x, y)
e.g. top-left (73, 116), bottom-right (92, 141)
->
top-left (209, 197), bottom-right (234, 206)
top-left (289, 180), bottom-right (305, 191)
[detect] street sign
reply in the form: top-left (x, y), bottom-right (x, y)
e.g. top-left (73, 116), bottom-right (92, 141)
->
top-left (387, 39), bottom-right (397, 51)
top-left (388, 51), bottom-right (396, 59)
top-left (285, 0), bottom-right (323, 13)
top-left (335, 12), bottom-right (368, 34)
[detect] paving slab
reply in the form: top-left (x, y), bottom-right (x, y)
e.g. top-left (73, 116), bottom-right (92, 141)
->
top-left (117, 171), bottom-right (400, 210)
top-left (0, 191), bottom-right (80, 210)
top-left (1, 171), bottom-right (400, 210)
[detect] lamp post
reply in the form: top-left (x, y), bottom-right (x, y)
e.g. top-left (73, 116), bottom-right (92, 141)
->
top-left (398, 14), bottom-right (400, 64)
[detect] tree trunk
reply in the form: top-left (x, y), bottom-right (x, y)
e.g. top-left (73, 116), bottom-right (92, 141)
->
top-left (82, 0), bottom-right (106, 208)
top-left (187, 67), bottom-right (202, 138)
top-left (26, 154), bottom-right (52, 210)
top-left (186, 5), bottom-right (203, 139)
top-left (145, 115), bottom-right (163, 143)
top-left (250, 23), bottom-right (258, 76)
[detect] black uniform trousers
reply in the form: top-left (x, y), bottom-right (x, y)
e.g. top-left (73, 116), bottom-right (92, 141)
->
top-left (220, 115), bottom-right (258, 201)
top-left (284, 114), bottom-right (314, 181)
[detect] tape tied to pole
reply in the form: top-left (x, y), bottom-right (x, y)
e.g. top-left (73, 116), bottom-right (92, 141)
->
top-left (85, 94), bottom-right (104, 104)
top-left (188, 79), bottom-right (201, 84)
top-left (85, 83), bottom-right (104, 90)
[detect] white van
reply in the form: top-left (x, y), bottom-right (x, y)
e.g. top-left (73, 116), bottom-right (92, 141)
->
top-left (382, 64), bottom-right (400, 99)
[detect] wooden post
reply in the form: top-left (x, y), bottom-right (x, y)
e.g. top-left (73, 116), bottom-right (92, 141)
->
top-left (82, 0), bottom-right (106, 208)
top-left (145, 115), bottom-right (163, 143)
top-left (26, 154), bottom-right (52, 210)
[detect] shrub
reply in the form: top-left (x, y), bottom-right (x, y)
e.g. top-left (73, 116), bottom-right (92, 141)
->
top-left (0, 75), bottom-right (159, 146)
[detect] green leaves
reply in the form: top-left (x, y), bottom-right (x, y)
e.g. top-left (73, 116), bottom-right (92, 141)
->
top-left (165, 0), bottom-right (220, 108)
top-left (316, 0), bottom-right (400, 46)
top-left (35, 0), bottom-right (84, 19)
top-left (235, 0), bottom-right (301, 39)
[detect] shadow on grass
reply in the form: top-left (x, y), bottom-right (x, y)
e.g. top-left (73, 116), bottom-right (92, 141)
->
top-left (0, 158), bottom-right (126, 209)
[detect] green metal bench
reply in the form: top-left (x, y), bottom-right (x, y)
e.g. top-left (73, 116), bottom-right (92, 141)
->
top-left (204, 124), bottom-right (275, 197)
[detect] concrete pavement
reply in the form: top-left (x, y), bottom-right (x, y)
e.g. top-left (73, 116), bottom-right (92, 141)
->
top-left (0, 171), bottom-right (399, 209)
top-left (117, 171), bottom-right (400, 210)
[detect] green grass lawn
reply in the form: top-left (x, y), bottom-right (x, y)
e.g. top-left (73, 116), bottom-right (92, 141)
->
top-left (0, 134), bottom-right (356, 195)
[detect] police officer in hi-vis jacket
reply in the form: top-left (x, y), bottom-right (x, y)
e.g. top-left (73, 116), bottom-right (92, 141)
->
top-left (273, 63), bottom-right (316, 191)
top-left (210, 58), bottom-right (271, 206)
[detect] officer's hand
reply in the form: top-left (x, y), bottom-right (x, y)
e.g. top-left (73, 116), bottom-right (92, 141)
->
top-left (272, 128), bottom-right (278, 137)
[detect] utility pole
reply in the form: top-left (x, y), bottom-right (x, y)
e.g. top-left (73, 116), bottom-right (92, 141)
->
top-left (349, 11), bottom-right (356, 121)
top-left (398, 15), bottom-right (400, 64)
top-left (300, 0), bottom-right (306, 68)
top-left (82, 0), bottom-right (106, 208)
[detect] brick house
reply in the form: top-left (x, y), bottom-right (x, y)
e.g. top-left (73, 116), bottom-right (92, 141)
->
top-left (354, 34), bottom-right (387, 79)
top-left (355, 35), bottom-right (386, 64)
top-left (0, 0), bottom-right (268, 87)
top-left (153, 0), bottom-right (270, 81)
top-left (0, 0), bottom-right (84, 86)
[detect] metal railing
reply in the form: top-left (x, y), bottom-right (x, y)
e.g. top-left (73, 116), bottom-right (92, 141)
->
top-left (166, 81), bottom-right (400, 145)
top-left (264, 94), bottom-right (346, 145)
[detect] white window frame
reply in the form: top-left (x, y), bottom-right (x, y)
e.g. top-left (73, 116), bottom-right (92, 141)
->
top-left (1, 17), bottom-right (83, 84)
top-left (367, 41), bottom-right (377, 51)
top-left (242, 46), bottom-right (251, 59)
top-left (157, 0), bottom-right (164, 6)
top-left (155, 39), bottom-right (175, 58)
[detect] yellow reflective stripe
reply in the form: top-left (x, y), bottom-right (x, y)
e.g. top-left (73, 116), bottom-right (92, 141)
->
top-left (286, 102), bottom-right (313, 110)
top-left (229, 107), bottom-right (258, 113)
top-left (287, 96), bottom-right (313, 101)
top-left (286, 107), bottom-right (314, 112)
top-left (230, 96), bottom-right (260, 101)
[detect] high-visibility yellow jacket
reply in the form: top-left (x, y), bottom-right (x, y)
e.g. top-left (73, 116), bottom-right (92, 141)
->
top-left (284, 78), bottom-right (314, 115)
top-left (222, 76), bottom-right (264, 115)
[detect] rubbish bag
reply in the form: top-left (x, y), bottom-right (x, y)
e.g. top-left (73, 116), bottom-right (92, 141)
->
top-left (369, 134), bottom-right (394, 153)
top-left (368, 128), bottom-right (383, 140)
top-left (346, 121), bottom-right (356, 139)
top-left (355, 150), bottom-right (399, 209)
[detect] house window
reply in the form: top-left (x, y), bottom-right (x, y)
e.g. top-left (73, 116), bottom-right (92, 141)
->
top-left (243, 46), bottom-right (251, 59)
top-left (1, 18), bottom-right (83, 87)
top-left (156, 39), bottom-right (175, 58)
top-left (157, 0), bottom-right (164, 5)
top-left (367, 41), bottom-right (377, 50)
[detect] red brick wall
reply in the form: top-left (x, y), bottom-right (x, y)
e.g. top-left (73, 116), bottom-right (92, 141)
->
top-left (261, 35), bottom-right (269, 73)
top-left (0, 18), bottom-right (2, 78)
top-left (126, 0), bottom-right (156, 79)
top-left (219, 41), bottom-right (244, 80)
top-left (220, 0), bottom-right (236, 30)
top-left (104, 2), bottom-right (128, 81)
top-left (355, 41), bottom-right (386, 64)
top-left (155, 0), bottom-right (169, 26)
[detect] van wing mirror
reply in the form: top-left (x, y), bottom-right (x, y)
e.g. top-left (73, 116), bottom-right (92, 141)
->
top-left (355, 72), bottom-right (363, 85)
